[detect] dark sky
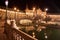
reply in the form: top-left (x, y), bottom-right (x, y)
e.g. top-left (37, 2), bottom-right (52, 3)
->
top-left (0, 0), bottom-right (60, 13)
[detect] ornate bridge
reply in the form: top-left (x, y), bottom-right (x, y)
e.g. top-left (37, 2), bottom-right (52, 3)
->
top-left (0, 8), bottom-right (60, 40)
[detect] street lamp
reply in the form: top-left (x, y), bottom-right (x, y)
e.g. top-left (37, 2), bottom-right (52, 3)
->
top-left (16, 9), bottom-right (19, 20)
top-left (33, 7), bottom-right (35, 12)
top-left (14, 7), bottom-right (17, 11)
top-left (14, 7), bottom-right (17, 20)
top-left (14, 7), bottom-right (19, 21)
top-left (4, 0), bottom-right (8, 34)
top-left (44, 8), bottom-right (48, 23)
top-left (44, 8), bottom-right (48, 17)
top-left (32, 7), bottom-right (37, 17)
top-left (5, 0), bottom-right (8, 25)
top-left (45, 8), bottom-right (48, 12)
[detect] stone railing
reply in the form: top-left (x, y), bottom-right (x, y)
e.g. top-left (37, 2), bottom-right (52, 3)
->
top-left (12, 28), bottom-right (37, 40)
top-left (6, 23), bottom-right (38, 40)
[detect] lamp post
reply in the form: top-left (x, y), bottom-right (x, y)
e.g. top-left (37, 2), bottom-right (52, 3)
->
top-left (45, 8), bottom-right (48, 12)
top-left (45, 8), bottom-right (48, 23)
top-left (14, 7), bottom-right (17, 21)
top-left (14, 7), bottom-right (19, 21)
top-left (45, 8), bottom-right (48, 18)
top-left (16, 9), bottom-right (19, 21)
top-left (4, 0), bottom-right (8, 35)
top-left (33, 7), bottom-right (35, 12)
top-left (33, 7), bottom-right (36, 17)
top-left (5, 0), bottom-right (8, 26)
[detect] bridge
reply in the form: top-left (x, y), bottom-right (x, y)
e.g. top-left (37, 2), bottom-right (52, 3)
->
top-left (0, 8), bottom-right (38, 40)
top-left (0, 20), bottom-right (37, 40)
top-left (0, 8), bottom-right (60, 40)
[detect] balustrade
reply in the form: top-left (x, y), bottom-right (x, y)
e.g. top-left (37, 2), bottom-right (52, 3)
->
top-left (5, 21), bottom-right (38, 40)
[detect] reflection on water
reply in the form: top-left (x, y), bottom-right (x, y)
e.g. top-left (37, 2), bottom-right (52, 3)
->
top-left (17, 23), bottom-right (47, 40)
top-left (7, 19), bottom-right (60, 40)
top-left (17, 23), bottom-right (60, 40)
top-left (14, 17), bottom-right (60, 40)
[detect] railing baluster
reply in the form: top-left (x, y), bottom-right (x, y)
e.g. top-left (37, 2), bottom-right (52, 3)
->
top-left (17, 36), bottom-right (19, 40)
top-left (19, 36), bottom-right (22, 40)
top-left (22, 38), bottom-right (24, 40)
top-left (13, 29), bottom-right (37, 40)
top-left (13, 32), bottom-right (17, 40)
top-left (7, 21), bottom-right (38, 40)
top-left (16, 34), bottom-right (19, 40)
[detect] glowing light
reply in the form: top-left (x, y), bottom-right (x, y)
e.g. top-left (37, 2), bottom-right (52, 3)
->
top-left (36, 25), bottom-right (38, 27)
top-left (37, 28), bottom-right (42, 32)
top-left (0, 9), bottom-right (1, 11)
top-left (41, 14), bottom-right (44, 16)
top-left (44, 33), bottom-right (48, 39)
top-left (45, 8), bottom-right (48, 11)
top-left (14, 7), bottom-right (17, 10)
top-left (33, 7), bottom-right (35, 12)
top-left (17, 9), bottom-right (19, 12)
top-left (5, 0), bottom-right (8, 6)
top-left (32, 32), bottom-right (35, 35)
top-left (32, 32), bottom-right (35, 38)
top-left (39, 29), bottom-right (42, 31)
top-left (39, 19), bottom-right (41, 21)
top-left (45, 35), bottom-right (48, 39)
top-left (7, 20), bottom-right (11, 25)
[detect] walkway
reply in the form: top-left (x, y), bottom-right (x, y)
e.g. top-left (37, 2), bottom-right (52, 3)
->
top-left (0, 33), bottom-right (8, 40)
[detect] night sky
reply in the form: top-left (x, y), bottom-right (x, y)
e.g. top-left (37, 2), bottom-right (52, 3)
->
top-left (0, 0), bottom-right (60, 13)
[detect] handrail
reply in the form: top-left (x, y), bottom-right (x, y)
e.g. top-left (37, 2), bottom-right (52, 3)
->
top-left (12, 28), bottom-right (38, 40)
top-left (6, 24), bottom-right (38, 40)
